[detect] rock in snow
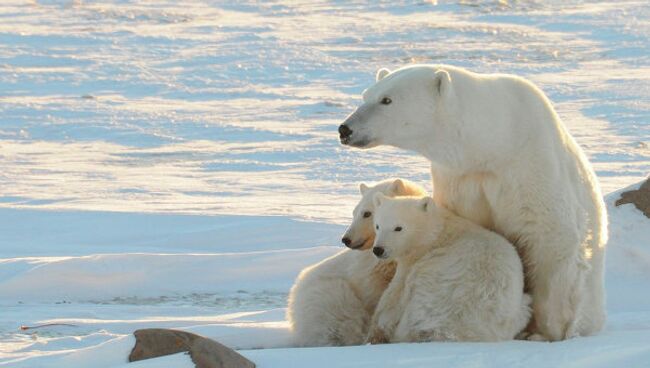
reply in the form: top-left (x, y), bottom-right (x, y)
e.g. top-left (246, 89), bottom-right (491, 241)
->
top-left (616, 176), bottom-right (650, 219)
top-left (129, 329), bottom-right (255, 368)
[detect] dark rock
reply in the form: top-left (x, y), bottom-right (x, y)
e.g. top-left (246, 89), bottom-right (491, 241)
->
top-left (129, 328), bottom-right (255, 368)
top-left (615, 176), bottom-right (650, 219)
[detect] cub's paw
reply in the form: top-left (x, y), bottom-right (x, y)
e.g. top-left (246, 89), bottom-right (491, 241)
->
top-left (366, 329), bottom-right (389, 345)
top-left (515, 330), bottom-right (531, 340)
top-left (527, 333), bottom-right (549, 342)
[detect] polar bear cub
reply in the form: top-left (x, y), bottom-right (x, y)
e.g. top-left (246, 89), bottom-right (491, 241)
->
top-left (367, 194), bottom-right (531, 343)
top-left (286, 179), bottom-right (426, 346)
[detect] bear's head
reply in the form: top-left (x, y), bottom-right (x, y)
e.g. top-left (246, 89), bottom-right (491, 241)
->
top-left (342, 178), bottom-right (426, 250)
top-left (371, 193), bottom-right (441, 260)
top-left (338, 65), bottom-right (452, 153)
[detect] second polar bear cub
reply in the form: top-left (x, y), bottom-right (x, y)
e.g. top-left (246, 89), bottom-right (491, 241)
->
top-left (367, 194), bottom-right (531, 343)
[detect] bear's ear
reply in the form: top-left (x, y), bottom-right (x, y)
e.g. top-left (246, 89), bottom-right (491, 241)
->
top-left (376, 68), bottom-right (391, 82)
top-left (359, 183), bottom-right (370, 194)
top-left (433, 69), bottom-right (451, 96)
top-left (390, 178), bottom-right (406, 195)
top-left (420, 197), bottom-right (434, 212)
top-left (373, 192), bottom-right (387, 208)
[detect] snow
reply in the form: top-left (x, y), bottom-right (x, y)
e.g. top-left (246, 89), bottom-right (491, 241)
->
top-left (1, 0), bottom-right (649, 367)
top-left (3, 189), bottom-right (650, 368)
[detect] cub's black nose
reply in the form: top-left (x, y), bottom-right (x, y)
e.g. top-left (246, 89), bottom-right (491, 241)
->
top-left (342, 237), bottom-right (351, 246)
top-left (373, 247), bottom-right (385, 257)
top-left (338, 124), bottom-right (353, 139)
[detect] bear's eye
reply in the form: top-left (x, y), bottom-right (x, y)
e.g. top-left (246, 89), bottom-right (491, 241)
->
top-left (394, 226), bottom-right (402, 232)
top-left (380, 97), bottom-right (392, 105)
top-left (375, 225), bottom-right (379, 230)
top-left (363, 211), bottom-right (372, 218)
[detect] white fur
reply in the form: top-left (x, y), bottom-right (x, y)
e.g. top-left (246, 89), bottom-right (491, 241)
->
top-left (341, 64), bottom-right (607, 341)
top-left (286, 179), bottom-right (426, 346)
top-left (367, 195), bottom-right (531, 343)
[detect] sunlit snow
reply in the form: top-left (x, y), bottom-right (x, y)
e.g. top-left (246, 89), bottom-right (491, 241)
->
top-left (1, 1), bottom-right (649, 367)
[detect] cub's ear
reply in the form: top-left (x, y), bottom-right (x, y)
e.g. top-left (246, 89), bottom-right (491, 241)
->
top-left (390, 178), bottom-right (406, 195)
top-left (373, 192), bottom-right (388, 208)
top-left (433, 69), bottom-right (451, 96)
top-left (359, 183), bottom-right (370, 194)
top-left (376, 68), bottom-right (391, 82)
top-left (420, 197), bottom-right (434, 212)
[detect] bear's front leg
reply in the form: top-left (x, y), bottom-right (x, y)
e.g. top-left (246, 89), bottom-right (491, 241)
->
top-left (365, 306), bottom-right (394, 344)
top-left (365, 272), bottom-right (405, 344)
top-left (527, 230), bottom-right (587, 341)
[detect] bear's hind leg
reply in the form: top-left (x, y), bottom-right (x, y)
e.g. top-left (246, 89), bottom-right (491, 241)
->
top-left (290, 278), bottom-right (369, 347)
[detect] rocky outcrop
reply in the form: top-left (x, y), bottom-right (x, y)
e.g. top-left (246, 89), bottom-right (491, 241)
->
top-left (616, 176), bottom-right (650, 219)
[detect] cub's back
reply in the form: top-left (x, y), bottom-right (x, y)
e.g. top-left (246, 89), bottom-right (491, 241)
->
top-left (409, 217), bottom-right (524, 299)
top-left (399, 218), bottom-right (526, 341)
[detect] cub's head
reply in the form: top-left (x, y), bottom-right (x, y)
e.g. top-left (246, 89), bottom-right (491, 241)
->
top-left (342, 178), bottom-right (426, 250)
top-left (338, 65), bottom-right (452, 150)
top-left (371, 194), bottom-right (440, 260)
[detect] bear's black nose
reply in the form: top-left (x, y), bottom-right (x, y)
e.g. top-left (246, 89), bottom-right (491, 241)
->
top-left (342, 237), bottom-right (351, 246)
top-left (373, 247), bottom-right (385, 257)
top-left (338, 124), bottom-right (353, 140)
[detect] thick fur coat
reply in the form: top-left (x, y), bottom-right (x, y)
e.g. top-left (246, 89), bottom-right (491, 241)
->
top-left (286, 179), bottom-right (425, 346)
top-left (367, 194), bottom-right (531, 343)
top-left (340, 64), bottom-right (607, 340)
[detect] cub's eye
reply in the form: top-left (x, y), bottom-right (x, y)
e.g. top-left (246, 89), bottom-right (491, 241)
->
top-left (375, 225), bottom-right (379, 230)
top-left (363, 211), bottom-right (372, 218)
top-left (394, 226), bottom-right (402, 232)
top-left (380, 97), bottom-right (392, 105)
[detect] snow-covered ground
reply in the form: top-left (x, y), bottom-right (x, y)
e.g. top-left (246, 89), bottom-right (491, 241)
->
top-left (0, 1), bottom-right (649, 367)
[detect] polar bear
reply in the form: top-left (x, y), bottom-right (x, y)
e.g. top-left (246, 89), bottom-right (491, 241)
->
top-left (338, 64), bottom-right (607, 341)
top-left (366, 194), bottom-right (531, 343)
top-left (286, 178), bottom-right (426, 346)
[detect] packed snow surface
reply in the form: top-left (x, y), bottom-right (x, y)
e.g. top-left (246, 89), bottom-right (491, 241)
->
top-left (0, 0), bottom-right (649, 367)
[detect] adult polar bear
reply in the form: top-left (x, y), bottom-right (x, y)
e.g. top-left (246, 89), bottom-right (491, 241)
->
top-left (338, 64), bottom-right (607, 341)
